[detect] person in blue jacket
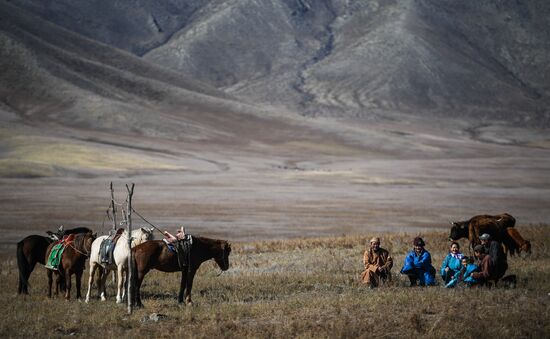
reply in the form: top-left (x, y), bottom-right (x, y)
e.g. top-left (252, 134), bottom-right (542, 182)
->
top-left (445, 256), bottom-right (479, 288)
top-left (440, 242), bottom-right (463, 284)
top-left (400, 237), bottom-right (436, 286)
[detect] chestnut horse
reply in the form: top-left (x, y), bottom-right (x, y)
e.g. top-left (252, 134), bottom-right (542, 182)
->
top-left (16, 227), bottom-right (92, 294)
top-left (132, 236), bottom-right (231, 307)
top-left (46, 231), bottom-right (96, 300)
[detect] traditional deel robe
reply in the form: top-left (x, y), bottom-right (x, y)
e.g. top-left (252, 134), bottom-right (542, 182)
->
top-left (360, 248), bottom-right (393, 287)
top-left (483, 240), bottom-right (508, 280)
top-left (471, 255), bottom-right (496, 285)
top-left (445, 263), bottom-right (479, 288)
top-left (400, 249), bottom-right (436, 286)
top-left (440, 252), bottom-right (463, 283)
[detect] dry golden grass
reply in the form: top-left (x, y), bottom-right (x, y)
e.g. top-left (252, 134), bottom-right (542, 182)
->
top-left (0, 225), bottom-right (548, 338)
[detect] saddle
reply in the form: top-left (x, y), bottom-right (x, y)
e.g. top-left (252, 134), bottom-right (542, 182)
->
top-left (163, 235), bottom-right (193, 270)
top-left (176, 235), bottom-right (193, 270)
top-left (45, 235), bottom-right (76, 270)
top-left (99, 228), bottom-right (124, 265)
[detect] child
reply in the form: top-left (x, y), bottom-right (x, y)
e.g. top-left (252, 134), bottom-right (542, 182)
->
top-left (445, 256), bottom-right (479, 288)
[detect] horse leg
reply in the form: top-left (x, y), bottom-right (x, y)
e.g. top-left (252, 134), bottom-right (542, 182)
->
top-left (178, 271), bottom-right (187, 304)
top-left (184, 270), bottom-right (196, 305)
top-left (55, 272), bottom-right (62, 296)
top-left (99, 267), bottom-right (109, 301)
top-left (85, 262), bottom-right (97, 303)
top-left (134, 269), bottom-right (148, 308)
top-left (47, 269), bottom-right (53, 298)
top-left (65, 270), bottom-right (72, 300)
top-left (75, 270), bottom-right (83, 300)
top-left (116, 265), bottom-right (125, 304)
top-left (96, 267), bottom-right (104, 299)
top-left (18, 254), bottom-right (36, 295)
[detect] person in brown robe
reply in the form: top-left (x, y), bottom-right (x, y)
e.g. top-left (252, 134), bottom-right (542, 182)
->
top-left (470, 244), bottom-right (496, 286)
top-left (360, 237), bottom-right (393, 288)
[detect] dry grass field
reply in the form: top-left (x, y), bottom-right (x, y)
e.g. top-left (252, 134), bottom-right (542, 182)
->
top-left (0, 225), bottom-right (548, 338)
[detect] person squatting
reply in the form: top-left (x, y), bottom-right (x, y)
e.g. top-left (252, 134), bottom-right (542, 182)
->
top-left (360, 233), bottom-right (509, 288)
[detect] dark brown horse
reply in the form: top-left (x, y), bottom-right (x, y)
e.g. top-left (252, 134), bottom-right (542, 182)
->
top-left (132, 236), bottom-right (231, 307)
top-left (17, 227), bottom-right (93, 294)
top-left (45, 232), bottom-right (96, 300)
top-left (17, 235), bottom-right (52, 294)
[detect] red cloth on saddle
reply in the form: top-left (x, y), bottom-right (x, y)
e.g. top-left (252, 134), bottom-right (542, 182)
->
top-left (54, 234), bottom-right (76, 246)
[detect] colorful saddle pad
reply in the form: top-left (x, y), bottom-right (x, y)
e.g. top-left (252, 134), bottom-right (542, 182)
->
top-left (45, 243), bottom-right (65, 270)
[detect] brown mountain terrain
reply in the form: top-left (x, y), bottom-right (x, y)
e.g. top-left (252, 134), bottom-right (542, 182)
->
top-left (0, 0), bottom-right (549, 247)
top-left (10, 0), bottom-right (550, 122)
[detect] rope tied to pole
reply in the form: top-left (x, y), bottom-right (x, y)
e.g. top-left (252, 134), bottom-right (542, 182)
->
top-left (131, 207), bottom-right (165, 235)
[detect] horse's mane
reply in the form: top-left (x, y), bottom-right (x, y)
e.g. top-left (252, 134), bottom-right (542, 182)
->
top-left (73, 232), bottom-right (93, 252)
top-left (192, 236), bottom-right (230, 251)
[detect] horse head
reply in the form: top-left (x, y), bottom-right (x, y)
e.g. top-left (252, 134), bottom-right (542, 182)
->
top-left (521, 240), bottom-right (532, 257)
top-left (80, 231), bottom-right (96, 255)
top-left (214, 241), bottom-right (231, 271)
top-left (139, 227), bottom-right (155, 241)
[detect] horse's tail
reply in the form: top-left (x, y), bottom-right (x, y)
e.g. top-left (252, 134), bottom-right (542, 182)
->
top-left (16, 241), bottom-right (31, 294)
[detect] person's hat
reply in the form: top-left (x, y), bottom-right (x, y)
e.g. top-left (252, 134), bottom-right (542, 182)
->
top-left (474, 244), bottom-right (484, 253)
top-left (370, 237), bottom-right (380, 243)
top-left (413, 237), bottom-right (425, 247)
top-left (479, 233), bottom-right (491, 241)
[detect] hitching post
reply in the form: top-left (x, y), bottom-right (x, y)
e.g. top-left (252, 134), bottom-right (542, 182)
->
top-left (110, 182), bottom-right (118, 285)
top-left (126, 183), bottom-right (135, 314)
top-left (110, 182), bottom-right (117, 233)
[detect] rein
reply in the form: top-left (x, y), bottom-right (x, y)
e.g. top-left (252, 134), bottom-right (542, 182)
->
top-left (131, 207), bottom-right (164, 236)
top-left (69, 234), bottom-right (91, 257)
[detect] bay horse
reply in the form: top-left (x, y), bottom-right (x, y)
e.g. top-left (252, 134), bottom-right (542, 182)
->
top-left (85, 227), bottom-right (154, 303)
top-left (45, 231), bottom-right (96, 300)
top-left (16, 227), bottom-right (93, 294)
top-left (132, 236), bottom-right (231, 307)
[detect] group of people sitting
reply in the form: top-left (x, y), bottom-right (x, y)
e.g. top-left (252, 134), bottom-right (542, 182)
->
top-left (360, 233), bottom-right (508, 288)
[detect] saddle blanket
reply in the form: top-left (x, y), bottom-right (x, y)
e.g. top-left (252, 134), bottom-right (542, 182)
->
top-left (99, 228), bottom-right (125, 265)
top-left (45, 243), bottom-right (65, 270)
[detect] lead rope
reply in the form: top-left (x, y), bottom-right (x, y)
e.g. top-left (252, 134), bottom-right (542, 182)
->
top-left (69, 234), bottom-right (90, 257)
top-left (130, 207), bottom-right (165, 236)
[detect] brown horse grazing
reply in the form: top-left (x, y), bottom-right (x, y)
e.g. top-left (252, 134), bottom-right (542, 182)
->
top-left (132, 236), bottom-right (231, 307)
top-left (17, 227), bottom-right (93, 295)
top-left (45, 232), bottom-right (96, 300)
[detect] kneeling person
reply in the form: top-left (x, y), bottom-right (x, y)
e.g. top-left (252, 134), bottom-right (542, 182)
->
top-left (360, 237), bottom-right (393, 288)
top-left (470, 244), bottom-right (497, 286)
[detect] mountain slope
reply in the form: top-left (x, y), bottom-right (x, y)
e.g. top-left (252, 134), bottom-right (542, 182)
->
top-left (5, 0), bottom-right (550, 126)
top-left (0, 1), bottom-right (250, 141)
top-left (145, 0), bottom-right (550, 124)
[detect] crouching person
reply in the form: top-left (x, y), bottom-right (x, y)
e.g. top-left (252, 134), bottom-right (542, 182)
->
top-left (445, 256), bottom-right (479, 288)
top-left (360, 237), bottom-right (393, 288)
top-left (470, 244), bottom-right (497, 287)
top-left (400, 237), bottom-right (436, 286)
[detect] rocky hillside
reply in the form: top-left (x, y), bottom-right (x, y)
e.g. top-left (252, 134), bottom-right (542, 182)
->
top-left (8, 0), bottom-right (550, 126)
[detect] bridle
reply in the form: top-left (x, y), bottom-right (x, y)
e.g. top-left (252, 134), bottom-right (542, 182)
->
top-left (69, 234), bottom-right (91, 257)
top-left (215, 244), bottom-right (229, 276)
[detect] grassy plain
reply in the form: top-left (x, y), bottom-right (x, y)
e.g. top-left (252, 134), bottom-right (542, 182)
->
top-left (0, 225), bottom-right (548, 338)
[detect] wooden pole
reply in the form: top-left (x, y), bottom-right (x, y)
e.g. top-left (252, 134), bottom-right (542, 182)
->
top-left (110, 182), bottom-right (117, 233)
top-left (110, 182), bottom-right (118, 285)
top-left (126, 183), bottom-right (135, 314)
